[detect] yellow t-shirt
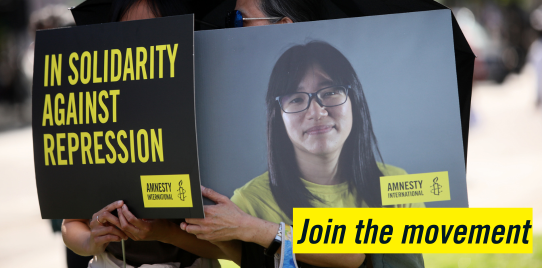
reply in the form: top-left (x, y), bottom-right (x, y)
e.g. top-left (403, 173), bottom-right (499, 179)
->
top-left (231, 163), bottom-right (425, 226)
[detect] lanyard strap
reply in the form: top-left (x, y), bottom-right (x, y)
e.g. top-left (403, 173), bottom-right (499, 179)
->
top-left (275, 223), bottom-right (298, 268)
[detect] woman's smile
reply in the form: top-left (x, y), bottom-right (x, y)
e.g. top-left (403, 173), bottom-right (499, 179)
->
top-left (305, 125), bottom-right (334, 135)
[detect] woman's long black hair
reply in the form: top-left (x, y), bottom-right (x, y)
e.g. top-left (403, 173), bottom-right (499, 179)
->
top-left (110, 0), bottom-right (190, 22)
top-left (266, 41), bottom-right (385, 220)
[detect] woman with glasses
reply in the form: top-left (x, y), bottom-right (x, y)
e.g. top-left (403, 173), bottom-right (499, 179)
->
top-left (183, 42), bottom-right (424, 268)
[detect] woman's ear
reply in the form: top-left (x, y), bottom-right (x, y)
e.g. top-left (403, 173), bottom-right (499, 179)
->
top-left (278, 17), bottom-right (294, 24)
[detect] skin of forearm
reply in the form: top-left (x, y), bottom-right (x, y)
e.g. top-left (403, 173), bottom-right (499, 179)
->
top-left (212, 240), bottom-right (242, 265)
top-left (62, 219), bottom-right (94, 256)
top-left (160, 221), bottom-right (228, 259)
top-left (240, 216), bottom-right (278, 247)
top-left (240, 216), bottom-right (364, 268)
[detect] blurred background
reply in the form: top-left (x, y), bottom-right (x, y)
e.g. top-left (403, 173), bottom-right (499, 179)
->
top-left (0, 0), bottom-right (541, 267)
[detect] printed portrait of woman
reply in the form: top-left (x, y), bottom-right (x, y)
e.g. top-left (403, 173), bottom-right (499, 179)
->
top-left (230, 41), bottom-right (424, 225)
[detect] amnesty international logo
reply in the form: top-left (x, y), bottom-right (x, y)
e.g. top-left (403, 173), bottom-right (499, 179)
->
top-left (431, 177), bottom-right (443, 195)
top-left (177, 179), bottom-right (188, 201)
top-left (140, 174), bottom-right (193, 208)
top-left (379, 171), bottom-right (451, 205)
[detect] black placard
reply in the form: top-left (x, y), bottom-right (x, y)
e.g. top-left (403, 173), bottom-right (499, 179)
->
top-left (32, 15), bottom-right (203, 219)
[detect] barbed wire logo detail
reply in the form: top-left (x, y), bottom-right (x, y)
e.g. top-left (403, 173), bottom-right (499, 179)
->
top-left (177, 180), bottom-right (187, 201)
top-left (431, 177), bottom-right (443, 196)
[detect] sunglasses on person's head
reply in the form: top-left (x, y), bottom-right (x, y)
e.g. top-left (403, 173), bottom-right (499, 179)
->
top-left (225, 10), bottom-right (282, 28)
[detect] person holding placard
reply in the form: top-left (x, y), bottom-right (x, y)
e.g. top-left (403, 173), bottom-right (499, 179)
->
top-left (61, 1), bottom-right (224, 267)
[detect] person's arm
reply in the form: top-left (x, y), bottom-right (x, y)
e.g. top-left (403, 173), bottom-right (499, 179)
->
top-left (183, 186), bottom-right (365, 268)
top-left (296, 254), bottom-right (365, 268)
top-left (232, 213), bottom-right (364, 268)
top-left (62, 201), bottom-right (128, 256)
top-left (116, 204), bottom-right (227, 259)
top-left (210, 240), bottom-right (243, 264)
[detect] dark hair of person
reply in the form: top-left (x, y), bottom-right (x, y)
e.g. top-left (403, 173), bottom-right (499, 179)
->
top-left (266, 41), bottom-right (385, 220)
top-left (259, 0), bottom-right (324, 23)
top-left (110, 0), bottom-right (190, 22)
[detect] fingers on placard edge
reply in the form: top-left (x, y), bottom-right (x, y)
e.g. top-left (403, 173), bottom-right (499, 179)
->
top-left (118, 209), bottom-right (140, 234)
top-left (202, 187), bottom-right (228, 204)
top-left (121, 205), bottom-right (138, 223)
top-left (203, 205), bottom-right (213, 214)
top-left (121, 205), bottom-right (147, 230)
top-left (101, 211), bottom-right (121, 227)
top-left (115, 214), bottom-right (137, 240)
top-left (90, 213), bottom-right (100, 226)
top-left (185, 224), bottom-right (204, 235)
top-left (104, 200), bottom-right (124, 212)
top-left (117, 208), bottom-right (129, 228)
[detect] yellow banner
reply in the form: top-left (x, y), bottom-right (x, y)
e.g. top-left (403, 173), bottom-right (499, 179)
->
top-left (293, 208), bottom-right (532, 253)
top-left (380, 171), bottom-right (451, 205)
top-left (140, 174), bottom-right (193, 208)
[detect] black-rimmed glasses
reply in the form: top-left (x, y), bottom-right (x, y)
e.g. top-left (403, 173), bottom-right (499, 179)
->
top-left (225, 10), bottom-right (282, 28)
top-left (275, 85), bottom-right (350, 113)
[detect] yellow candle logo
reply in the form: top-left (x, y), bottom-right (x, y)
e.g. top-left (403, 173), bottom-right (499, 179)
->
top-left (177, 179), bottom-right (187, 201)
top-left (431, 177), bottom-right (443, 196)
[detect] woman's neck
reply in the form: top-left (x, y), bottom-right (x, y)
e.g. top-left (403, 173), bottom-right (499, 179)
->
top-left (294, 147), bottom-right (343, 185)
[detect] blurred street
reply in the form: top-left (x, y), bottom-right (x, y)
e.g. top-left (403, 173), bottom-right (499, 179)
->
top-left (467, 64), bottom-right (542, 227)
top-left (0, 126), bottom-right (65, 268)
top-left (1, 64), bottom-right (541, 267)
